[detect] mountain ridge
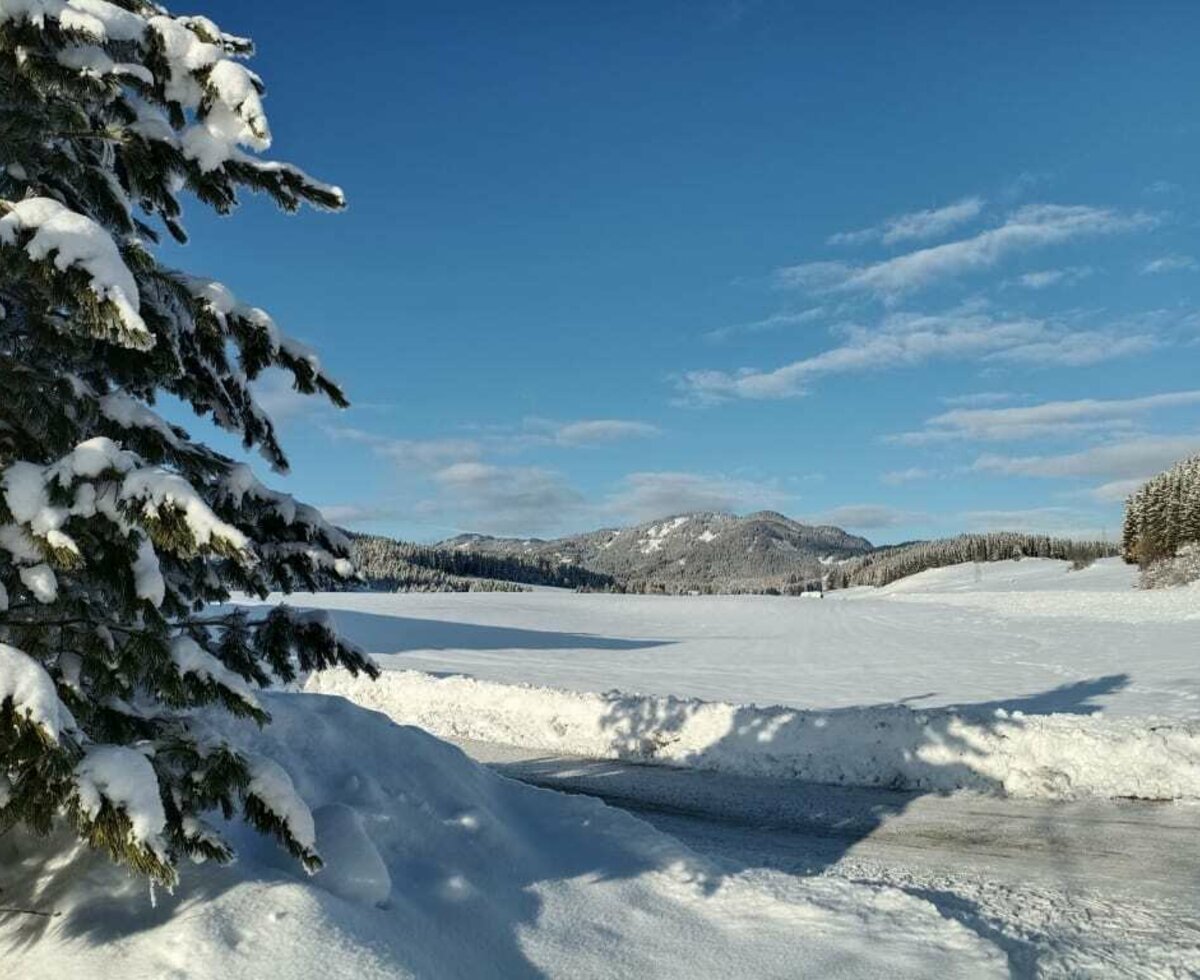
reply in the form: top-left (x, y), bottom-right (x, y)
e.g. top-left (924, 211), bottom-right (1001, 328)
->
top-left (438, 510), bottom-right (873, 593)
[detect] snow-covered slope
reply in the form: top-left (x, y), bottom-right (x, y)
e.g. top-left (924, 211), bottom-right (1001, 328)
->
top-left (441, 510), bottom-right (873, 591)
top-left (2, 692), bottom-right (1003, 979)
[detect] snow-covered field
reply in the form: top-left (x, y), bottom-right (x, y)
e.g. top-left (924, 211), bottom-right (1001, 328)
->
top-left (297, 559), bottom-right (1200, 718)
top-left (11, 558), bottom-right (1199, 978)
top-left (293, 559), bottom-right (1200, 801)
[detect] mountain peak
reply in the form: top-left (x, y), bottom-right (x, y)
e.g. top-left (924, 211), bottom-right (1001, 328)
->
top-left (436, 512), bottom-right (872, 591)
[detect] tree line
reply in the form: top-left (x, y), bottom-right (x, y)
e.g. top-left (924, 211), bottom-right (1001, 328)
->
top-left (826, 532), bottom-right (1118, 590)
top-left (349, 534), bottom-right (617, 592)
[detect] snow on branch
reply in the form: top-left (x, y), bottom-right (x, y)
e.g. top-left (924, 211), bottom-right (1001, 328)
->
top-left (73, 743), bottom-right (169, 861)
top-left (169, 634), bottom-right (260, 712)
top-left (0, 197), bottom-right (153, 348)
top-left (0, 641), bottom-right (77, 742)
top-left (2, 438), bottom-right (254, 592)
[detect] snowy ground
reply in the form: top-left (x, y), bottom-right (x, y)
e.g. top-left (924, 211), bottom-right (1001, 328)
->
top-left (12, 559), bottom-right (1196, 978)
top-left (298, 559), bottom-right (1200, 801)
top-left (2, 693), bottom-right (1005, 979)
top-left (460, 741), bottom-right (1200, 977)
top-left (295, 559), bottom-right (1200, 974)
top-left (291, 559), bottom-right (1200, 719)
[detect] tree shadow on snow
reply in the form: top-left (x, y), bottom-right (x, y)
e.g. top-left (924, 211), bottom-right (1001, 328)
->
top-left (0, 676), bottom-right (1130, 977)
top-left (488, 672), bottom-right (1132, 977)
top-left (0, 694), bottom-right (696, 979)
top-left (303, 609), bottom-right (674, 656)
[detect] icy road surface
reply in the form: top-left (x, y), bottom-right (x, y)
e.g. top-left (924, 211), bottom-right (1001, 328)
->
top-left (458, 739), bottom-right (1200, 977)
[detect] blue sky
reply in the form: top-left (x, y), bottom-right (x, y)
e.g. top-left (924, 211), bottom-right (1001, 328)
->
top-left (172, 1), bottom-right (1200, 544)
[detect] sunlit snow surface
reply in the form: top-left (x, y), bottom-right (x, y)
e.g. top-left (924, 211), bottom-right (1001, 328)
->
top-left (297, 559), bottom-right (1200, 718)
top-left (2, 693), bottom-right (1003, 979)
top-left (303, 559), bottom-right (1200, 801)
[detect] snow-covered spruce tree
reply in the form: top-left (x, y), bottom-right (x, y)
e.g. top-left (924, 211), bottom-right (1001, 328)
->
top-left (1121, 454), bottom-right (1200, 568)
top-left (0, 1), bottom-right (376, 885)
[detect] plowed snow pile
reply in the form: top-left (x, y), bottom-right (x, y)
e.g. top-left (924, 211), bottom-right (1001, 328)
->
top-left (2, 692), bottom-right (1005, 979)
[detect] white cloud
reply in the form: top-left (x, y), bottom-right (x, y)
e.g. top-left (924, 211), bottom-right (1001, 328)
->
top-left (961, 507), bottom-right (1111, 538)
top-left (783, 204), bottom-right (1152, 299)
top-left (704, 308), bottom-right (826, 343)
top-left (531, 418), bottom-right (661, 447)
top-left (1086, 478), bottom-right (1147, 503)
top-left (324, 426), bottom-right (483, 471)
top-left (1141, 254), bottom-right (1198, 275)
top-left (972, 434), bottom-right (1200, 481)
top-left (880, 467), bottom-right (933, 485)
top-left (678, 308), bottom-right (1155, 402)
top-left (828, 197), bottom-right (984, 247)
top-left (810, 504), bottom-right (924, 530)
top-left (940, 391), bottom-right (1015, 408)
top-left (605, 471), bottom-right (791, 524)
top-left (1144, 180), bottom-right (1181, 196)
top-left (892, 390), bottom-right (1200, 445)
top-left (317, 503), bottom-right (404, 526)
top-left (1015, 266), bottom-right (1093, 289)
top-left (775, 261), bottom-right (852, 291)
top-left (424, 462), bottom-right (585, 536)
top-left (327, 414), bottom-right (660, 467)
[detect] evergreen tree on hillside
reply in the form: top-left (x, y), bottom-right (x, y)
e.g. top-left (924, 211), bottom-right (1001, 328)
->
top-left (1121, 454), bottom-right (1200, 568)
top-left (0, 1), bottom-right (375, 885)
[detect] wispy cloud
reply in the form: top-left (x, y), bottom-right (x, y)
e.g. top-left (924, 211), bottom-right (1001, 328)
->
top-left (1141, 254), bottom-right (1198, 275)
top-left (1086, 478), bottom-right (1149, 503)
top-left (678, 307), bottom-right (1155, 402)
top-left (703, 308), bottom-right (826, 343)
top-left (324, 426), bottom-right (483, 471)
top-left (828, 197), bottom-right (985, 247)
top-left (940, 391), bottom-right (1015, 408)
top-left (783, 204), bottom-right (1153, 299)
top-left (810, 504), bottom-right (924, 530)
top-left (880, 467), bottom-right (933, 485)
top-left (251, 369), bottom-right (328, 423)
top-left (528, 418), bottom-right (661, 446)
top-left (605, 471), bottom-right (792, 524)
top-left (1014, 266), bottom-right (1093, 289)
top-left (317, 502), bottom-right (406, 526)
top-left (972, 434), bottom-right (1200, 481)
top-left (422, 462), bottom-right (585, 536)
top-left (891, 390), bottom-right (1200, 445)
top-left (962, 507), bottom-right (1111, 538)
top-left (327, 415), bottom-right (660, 468)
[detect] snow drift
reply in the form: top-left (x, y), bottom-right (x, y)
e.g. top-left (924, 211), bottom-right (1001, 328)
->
top-left (308, 669), bottom-right (1200, 802)
top-left (1, 691), bottom-right (1004, 979)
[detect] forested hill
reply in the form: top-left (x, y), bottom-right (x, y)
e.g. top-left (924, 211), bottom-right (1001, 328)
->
top-left (440, 511), bottom-right (873, 594)
top-left (348, 534), bottom-right (617, 592)
top-left (347, 522), bottom-right (1122, 594)
top-left (826, 532), bottom-right (1119, 589)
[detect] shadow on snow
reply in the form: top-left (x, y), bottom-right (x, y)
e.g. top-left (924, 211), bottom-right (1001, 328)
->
top-left (487, 672), bottom-right (1133, 977)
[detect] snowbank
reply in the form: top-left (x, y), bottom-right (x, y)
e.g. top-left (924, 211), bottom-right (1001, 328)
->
top-left (2, 691), bottom-right (1004, 979)
top-left (308, 670), bottom-right (1200, 802)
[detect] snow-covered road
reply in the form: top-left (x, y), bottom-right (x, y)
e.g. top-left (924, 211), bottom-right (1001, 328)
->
top-left (458, 739), bottom-right (1200, 976)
